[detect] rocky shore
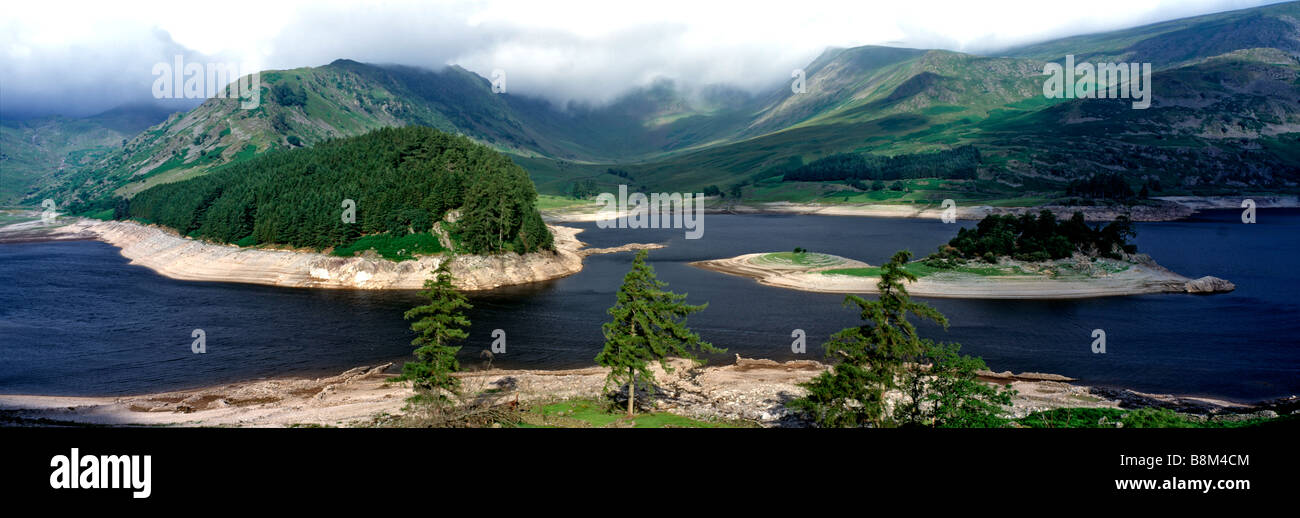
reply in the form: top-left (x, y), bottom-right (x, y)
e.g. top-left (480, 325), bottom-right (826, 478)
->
top-left (0, 358), bottom-right (1282, 428)
top-left (1, 218), bottom-right (660, 291)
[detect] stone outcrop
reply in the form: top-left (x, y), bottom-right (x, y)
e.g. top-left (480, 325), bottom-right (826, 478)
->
top-left (1184, 275), bottom-right (1236, 294)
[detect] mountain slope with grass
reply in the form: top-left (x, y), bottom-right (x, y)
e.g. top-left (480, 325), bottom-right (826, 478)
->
top-left (31, 1), bottom-right (1300, 213)
top-left (0, 104), bottom-right (174, 204)
top-left (32, 59), bottom-right (761, 210)
top-left (584, 2), bottom-right (1300, 203)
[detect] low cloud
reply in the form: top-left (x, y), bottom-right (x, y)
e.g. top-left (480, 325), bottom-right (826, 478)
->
top-left (0, 0), bottom-right (1282, 118)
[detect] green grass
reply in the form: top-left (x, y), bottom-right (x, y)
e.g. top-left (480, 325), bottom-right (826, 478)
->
top-left (740, 177), bottom-right (1058, 207)
top-left (535, 194), bottom-right (597, 211)
top-left (231, 143), bottom-right (259, 162)
top-left (83, 208), bottom-right (115, 221)
top-left (0, 210), bottom-right (38, 226)
top-left (823, 262), bottom-right (1023, 278)
top-left (752, 251), bottom-right (845, 268)
top-left (525, 398), bottom-right (747, 428)
top-left (331, 232), bottom-right (446, 261)
top-left (1016, 407), bottom-right (1298, 429)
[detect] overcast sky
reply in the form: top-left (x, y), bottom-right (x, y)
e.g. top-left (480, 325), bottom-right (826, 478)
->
top-left (0, 0), bottom-right (1283, 118)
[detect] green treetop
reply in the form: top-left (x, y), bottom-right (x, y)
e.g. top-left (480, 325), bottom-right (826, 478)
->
top-left (791, 249), bottom-right (1013, 428)
top-left (595, 250), bottom-right (724, 417)
top-left (396, 260), bottom-right (472, 399)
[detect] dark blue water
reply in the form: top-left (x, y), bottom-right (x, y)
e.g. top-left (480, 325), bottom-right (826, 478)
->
top-left (1, 209), bottom-right (1296, 400)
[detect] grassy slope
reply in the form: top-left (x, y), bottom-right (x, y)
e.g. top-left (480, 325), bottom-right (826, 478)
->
top-left (31, 2), bottom-right (1300, 208)
top-left (0, 105), bottom-right (173, 204)
top-left (524, 3), bottom-right (1300, 202)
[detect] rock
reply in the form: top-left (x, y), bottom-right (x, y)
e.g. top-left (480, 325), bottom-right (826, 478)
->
top-left (1185, 276), bottom-right (1235, 293)
top-left (76, 220), bottom-right (586, 291)
top-left (979, 370), bottom-right (1076, 382)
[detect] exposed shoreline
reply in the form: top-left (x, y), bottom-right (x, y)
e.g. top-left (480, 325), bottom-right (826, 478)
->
top-left (691, 252), bottom-right (1234, 299)
top-left (543, 195), bottom-right (1299, 223)
top-left (0, 359), bottom-right (1279, 428)
top-left (0, 217), bottom-right (661, 290)
top-left (0, 207), bottom-right (1275, 425)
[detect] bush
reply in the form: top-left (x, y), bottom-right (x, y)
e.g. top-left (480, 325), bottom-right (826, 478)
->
top-left (272, 82), bottom-right (307, 107)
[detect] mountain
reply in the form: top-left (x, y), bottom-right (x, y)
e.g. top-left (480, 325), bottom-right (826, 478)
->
top-left (1001, 1), bottom-right (1300, 67)
top-left (30, 1), bottom-right (1300, 211)
top-left (33, 59), bottom-right (760, 209)
top-left (0, 104), bottom-right (174, 204)
top-left (593, 1), bottom-right (1300, 201)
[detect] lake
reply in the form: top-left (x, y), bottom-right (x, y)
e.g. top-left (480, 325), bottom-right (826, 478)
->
top-left (1, 209), bottom-right (1296, 401)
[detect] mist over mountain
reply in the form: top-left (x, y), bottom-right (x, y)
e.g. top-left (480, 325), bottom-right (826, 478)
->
top-left (6, 1), bottom-right (1300, 209)
top-left (1, 0), bottom-right (1283, 119)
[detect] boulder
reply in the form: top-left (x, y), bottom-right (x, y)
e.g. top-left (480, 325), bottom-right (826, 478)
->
top-left (1185, 276), bottom-right (1235, 293)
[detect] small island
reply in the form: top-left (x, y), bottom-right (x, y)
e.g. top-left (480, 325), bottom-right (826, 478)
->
top-left (692, 211), bottom-right (1234, 299)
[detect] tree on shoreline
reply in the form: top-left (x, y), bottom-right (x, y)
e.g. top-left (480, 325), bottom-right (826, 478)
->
top-left (790, 250), bottom-right (1014, 427)
top-left (596, 250), bottom-right (723, 417)
top-left (395, 260), bottom-right (472, 400)
top-left (912, 342), bottom-right (1014, 427)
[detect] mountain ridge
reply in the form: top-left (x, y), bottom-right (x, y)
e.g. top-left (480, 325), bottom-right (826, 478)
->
top-left (25, 1), bottom-right (1300, 212)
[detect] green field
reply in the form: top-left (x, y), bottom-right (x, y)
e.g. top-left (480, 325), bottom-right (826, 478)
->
top-left (521, 398), bottom-right (750, 428)
top-left (331, 232), bottom-right (447, 261)
top-left (535, 194), bottom-right (598, 211)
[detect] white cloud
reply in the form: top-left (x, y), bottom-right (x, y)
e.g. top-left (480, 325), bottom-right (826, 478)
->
top-left (0, 0), bottom-right (1282, 116)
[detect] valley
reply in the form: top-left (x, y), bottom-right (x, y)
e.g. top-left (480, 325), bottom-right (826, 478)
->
top-left (10, 2), bottom-right (1299, 218)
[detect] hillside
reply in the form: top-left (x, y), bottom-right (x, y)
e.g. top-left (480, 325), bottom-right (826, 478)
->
top-left (580, 2), bottom-right (1300, 202)
top-left (33, 58), bottom-right (764, 210)
top-left (123, 126), bottom-right (552, 257)
top-left (28, 1), bottom-right (1300, 211)
top-left (0, 104), bottom-right (174, 204)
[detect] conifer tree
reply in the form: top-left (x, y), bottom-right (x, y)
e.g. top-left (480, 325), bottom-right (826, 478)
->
top-left (792, 250), bottom-right (1015, 427)
top-left (914, 342), bottom-right (1015, 427)
top-left (790, 250), bottom-right (945, 427)
top-left (595, 250), bottom-right (723, 416)
top-left (396, 260), bottom-right (472, 398)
